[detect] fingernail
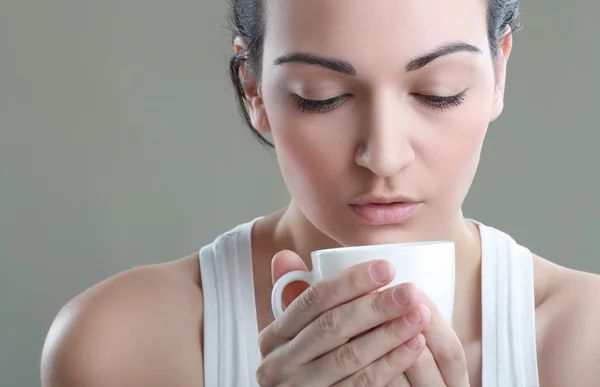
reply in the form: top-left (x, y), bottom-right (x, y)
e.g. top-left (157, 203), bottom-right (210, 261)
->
top-left (405, 307), bottom-right (423, 326)
top-left (393, 285), bottom-right (410, 305)
top-left (417, 304), bottom-right (431, 323)
top-left (405, 335), bottom-right (422, 351)
top-left (370, 262), bottom-right (390, 283)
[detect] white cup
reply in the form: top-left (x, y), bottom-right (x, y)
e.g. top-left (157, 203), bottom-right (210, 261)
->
top-left (271, 241), bottom-right (455, 322)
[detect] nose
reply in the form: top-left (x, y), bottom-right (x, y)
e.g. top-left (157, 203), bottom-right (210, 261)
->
top-left (355, 92), bottom-right (416, 178)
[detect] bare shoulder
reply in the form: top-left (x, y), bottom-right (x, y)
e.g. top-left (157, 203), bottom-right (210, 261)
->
top-left (41, 254), bottom-right (205, 387)
top-left (533, 254), bottom-right (600, 386)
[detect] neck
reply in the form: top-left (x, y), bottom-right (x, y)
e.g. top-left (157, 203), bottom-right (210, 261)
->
top-left (273, 202), bottom-right (483, 342)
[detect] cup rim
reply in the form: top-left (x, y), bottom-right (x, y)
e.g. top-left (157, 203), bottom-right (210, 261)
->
top-left (311, 240), bottom-right (454, 256)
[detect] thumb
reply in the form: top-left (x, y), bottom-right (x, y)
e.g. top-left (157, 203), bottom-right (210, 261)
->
top-left (271, 250), bottom-right (310, 310)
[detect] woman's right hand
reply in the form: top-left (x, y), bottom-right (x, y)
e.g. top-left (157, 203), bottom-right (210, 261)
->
top-left (256, 251), bottom-right (432, 386)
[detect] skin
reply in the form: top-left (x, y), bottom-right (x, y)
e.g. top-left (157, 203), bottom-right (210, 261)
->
top-left (41, 0), bottom-right (600, 386)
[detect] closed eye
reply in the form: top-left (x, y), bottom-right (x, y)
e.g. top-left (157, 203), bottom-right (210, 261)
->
top-left (293, 95), bottom-right (347, 113)
top-left (413, 91), bottom-right (467, 111)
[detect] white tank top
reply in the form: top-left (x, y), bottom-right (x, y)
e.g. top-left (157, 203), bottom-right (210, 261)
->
top-left (199, 218), bottom-right (540, 386)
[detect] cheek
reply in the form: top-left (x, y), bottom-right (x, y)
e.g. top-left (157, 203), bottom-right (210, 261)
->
top-left (264, 93), bottom-right (355, 196)
top-left (422, 93), bottom-right (491, 201)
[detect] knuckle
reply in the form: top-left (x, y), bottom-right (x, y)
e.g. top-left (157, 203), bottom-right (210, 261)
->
top-left (348, 268), bottom-right (366, 291)
top-left (352, 367), bottom-right (377, 387)
top-left (438, 342), bottom-right (467, 368)
top-left (335, 343), bottom-right (363, 369)
top-left (383, 319), bottom-right (406, 341)
top-left (384, 346), bottom-right (407, 369)
top-left (384, 347), bottom-right (418, 372)
top-left (255, 358), bottom-right (276, 386)
top-left (316, 308), bottom-right (342, 337)
top-left (371, 291), bottom-right (388, 315)
top-left (298, 283), bottom-right (325, 312)
top-left (412, 347), bottom-right (434, 370)
top-left (257, 329), bottom-right (272, 357)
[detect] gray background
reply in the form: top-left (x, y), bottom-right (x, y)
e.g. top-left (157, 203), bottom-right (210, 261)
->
top-left (1, 0), bottom-right (598, 386)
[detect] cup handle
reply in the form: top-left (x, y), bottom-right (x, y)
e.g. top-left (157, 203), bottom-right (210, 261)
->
top-left (271, 270), bottom-right (314, 318)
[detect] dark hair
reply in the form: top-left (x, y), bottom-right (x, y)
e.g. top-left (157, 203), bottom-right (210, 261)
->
top-left (228, 0), bottom-right (521, 148)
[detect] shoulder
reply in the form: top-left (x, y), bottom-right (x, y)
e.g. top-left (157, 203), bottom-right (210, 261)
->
top-left (532, 254), bottom-right (600, 386)
top-left (41, 254), bottom-right (205, 387)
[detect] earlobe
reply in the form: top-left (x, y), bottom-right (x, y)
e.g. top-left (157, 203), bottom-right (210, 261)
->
top-left (248, 93), bottom-right (272, 133)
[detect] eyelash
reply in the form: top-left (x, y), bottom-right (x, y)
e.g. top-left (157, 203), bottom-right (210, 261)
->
top-left (294, 95), bottom-right (347, 113)
top-left (294, 91), bottom-right (467, 113)
top-left (415, 92), bottom-right (467, 111)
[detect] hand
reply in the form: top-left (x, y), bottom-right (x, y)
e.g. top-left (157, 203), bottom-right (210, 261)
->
top-left (386, 293), bottom-right (470, 386)
top-left (256, 250), bottom-right (432, 386)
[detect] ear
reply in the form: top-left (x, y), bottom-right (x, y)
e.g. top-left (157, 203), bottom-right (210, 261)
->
top-left (490, 27), bottom-right (513, 122)
top-left (234, 36), bottom-right (271, 133)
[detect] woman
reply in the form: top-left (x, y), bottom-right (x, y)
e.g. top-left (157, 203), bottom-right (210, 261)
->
top-left (41, 0), bottom-right (600, 386)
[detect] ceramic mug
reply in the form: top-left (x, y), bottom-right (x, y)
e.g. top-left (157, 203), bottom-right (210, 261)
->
top-left (271, 241), bottom-right (455, 322)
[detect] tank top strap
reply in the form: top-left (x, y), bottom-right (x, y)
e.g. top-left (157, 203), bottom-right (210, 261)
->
top-left (477, 221), bottom-right (540, 387)
top-left (199, 217), bottom-right (262, 387)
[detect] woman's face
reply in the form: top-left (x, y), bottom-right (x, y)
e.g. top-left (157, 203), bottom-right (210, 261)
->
top-left (246, 0), bottom-right (510, 246)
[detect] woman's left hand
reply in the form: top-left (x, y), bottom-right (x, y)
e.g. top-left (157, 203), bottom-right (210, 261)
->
top-left (387, 288), bottom-right (470, 386)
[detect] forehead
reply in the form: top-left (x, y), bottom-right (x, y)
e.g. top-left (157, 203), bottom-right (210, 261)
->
top-left (263, 0), bottom-right (490, 70)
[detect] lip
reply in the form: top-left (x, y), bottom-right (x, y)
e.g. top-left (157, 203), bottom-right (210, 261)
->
top-left (350, 194), bottom-right (419, 206)
top-left (350, 195), bottom-right (422, 225)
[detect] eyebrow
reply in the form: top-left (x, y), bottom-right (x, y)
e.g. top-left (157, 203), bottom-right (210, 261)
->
top-left (405, 42), bottom-right (482, 72)
top-left (273, 41), bottom-right (482, 76)
top-left (274, 52), bottom-right (357, 76)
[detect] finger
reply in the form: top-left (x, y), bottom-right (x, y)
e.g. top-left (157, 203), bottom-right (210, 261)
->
top-left (261, 259), bottom-right (395, 355)
top-left (418, 294), bottom-right (469, 386)
top-left (386, 372), bottom-right (411, 387)
top-left (404, 346), bottom-right (445, 386)
top-left (286, 283), bottom-right (420, 365)
top-left (304, 304), bottom-right (430, 385)
top-left (333, 333), bottom-right (426, 387)
top-left (257, 250), bottom-right (311, 359)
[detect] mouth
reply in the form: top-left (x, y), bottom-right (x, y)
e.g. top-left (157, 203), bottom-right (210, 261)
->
top-left (349, 195), bottom-right (422, 226)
